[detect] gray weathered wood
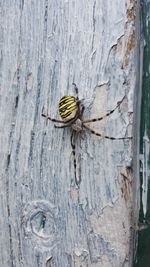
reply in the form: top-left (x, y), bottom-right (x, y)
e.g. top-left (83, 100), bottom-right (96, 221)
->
top-left (0, 1), bottom-right (138, 266)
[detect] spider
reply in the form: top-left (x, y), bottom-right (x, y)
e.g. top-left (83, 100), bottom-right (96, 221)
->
top-left (42, 83), bottom-right (132, 186)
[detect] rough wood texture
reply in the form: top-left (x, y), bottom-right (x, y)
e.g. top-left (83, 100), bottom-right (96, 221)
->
top-left (0, 1), bottom-right (137, 266)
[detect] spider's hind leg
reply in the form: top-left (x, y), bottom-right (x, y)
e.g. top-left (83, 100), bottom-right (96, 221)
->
top-left (83, 124), bottom-right (132, 140)
top-left (70, 131), bottom-right (81, 186)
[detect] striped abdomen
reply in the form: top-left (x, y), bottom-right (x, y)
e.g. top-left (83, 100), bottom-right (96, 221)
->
top-left (59, 96), bottom-right (79, 123)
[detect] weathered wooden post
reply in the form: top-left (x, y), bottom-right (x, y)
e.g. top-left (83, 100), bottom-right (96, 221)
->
top-left (0, 1), bottom-right (138, 266)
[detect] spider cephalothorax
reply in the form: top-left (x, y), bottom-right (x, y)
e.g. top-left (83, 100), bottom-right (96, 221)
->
top-left (42, 83), bottom-right (132, 186)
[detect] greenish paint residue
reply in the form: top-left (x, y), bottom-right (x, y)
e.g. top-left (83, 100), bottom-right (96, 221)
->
top-left (134, 0), bottom-right (150, 266)
top-left (140, 2), bottom-right (150, 141)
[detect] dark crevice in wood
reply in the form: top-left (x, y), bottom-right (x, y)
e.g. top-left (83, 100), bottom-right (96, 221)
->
top-left (6, 154), bottom-right (11, 171)
top-left (91, 0), bottom-right (96, 51)
top-left (35, 253), bottom-right (41, 267)
top-left (28, 130), bottom-right (35, 162)
top-left (8, 222), bottom-right (14, 267)
top-left (20, 0), bottom-right (24, 11)
top-left (14, 136), bottom-right (21, 174)
top-left (15, 95), bottom-right (19, 109)
top-left (39, 132), bottom-right (46, 180)
top-left (33, 63), bottom-right (43, 126)
top-left (17, 231), bottom-right (23, 266)
top-left (44, 0), bottom-right (48, 24)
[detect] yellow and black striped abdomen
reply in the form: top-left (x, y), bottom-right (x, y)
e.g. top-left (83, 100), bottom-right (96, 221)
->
top-left (59, 96), bottom-right (79, 122)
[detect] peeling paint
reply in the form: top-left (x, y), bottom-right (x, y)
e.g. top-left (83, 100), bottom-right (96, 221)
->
top-left (127, 7), bottom-right (136, 22)
top-left (140, 131), bottom-right (150, 217)
top-left (120, 166), bottom-right (133, 205)
top-left (123, 29), bottom-right (135, 68)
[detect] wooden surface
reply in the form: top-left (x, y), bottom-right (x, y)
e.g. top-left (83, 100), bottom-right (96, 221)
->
top-left (0, 1), bottom-right (137, 266)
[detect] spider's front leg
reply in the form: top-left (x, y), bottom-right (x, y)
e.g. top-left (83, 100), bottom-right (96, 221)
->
top-left (72, 83), bottom-right (79, 100)
top-left (82, 95), bottom-right (126, 124)
top-left (72, 83), bottom-right (85, 116)
top-left (41, 107), bottom-right (64, 124)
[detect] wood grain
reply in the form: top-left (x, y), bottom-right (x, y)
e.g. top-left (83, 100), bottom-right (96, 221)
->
top-left (0, 1), bottom-right (138, 266)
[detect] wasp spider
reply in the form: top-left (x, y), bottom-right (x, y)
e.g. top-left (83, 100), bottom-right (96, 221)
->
top-left (42, 84), bottom-right (132, 186)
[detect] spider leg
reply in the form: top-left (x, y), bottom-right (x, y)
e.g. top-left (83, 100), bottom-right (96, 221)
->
top-left (54, 124), bottom-right (71, 128)
top-left (41, 113), bottom-right (64, 123)
top-left (72, 83), bottom-right (79, 100)
top-left (82, 96), bottom-right (126, 124)
top-left (83, 124), bottom-right (132, 140)
top-left (72, 83), bottom-right (82, 113)
top-left (70, 130), bottom-right (81, 186)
